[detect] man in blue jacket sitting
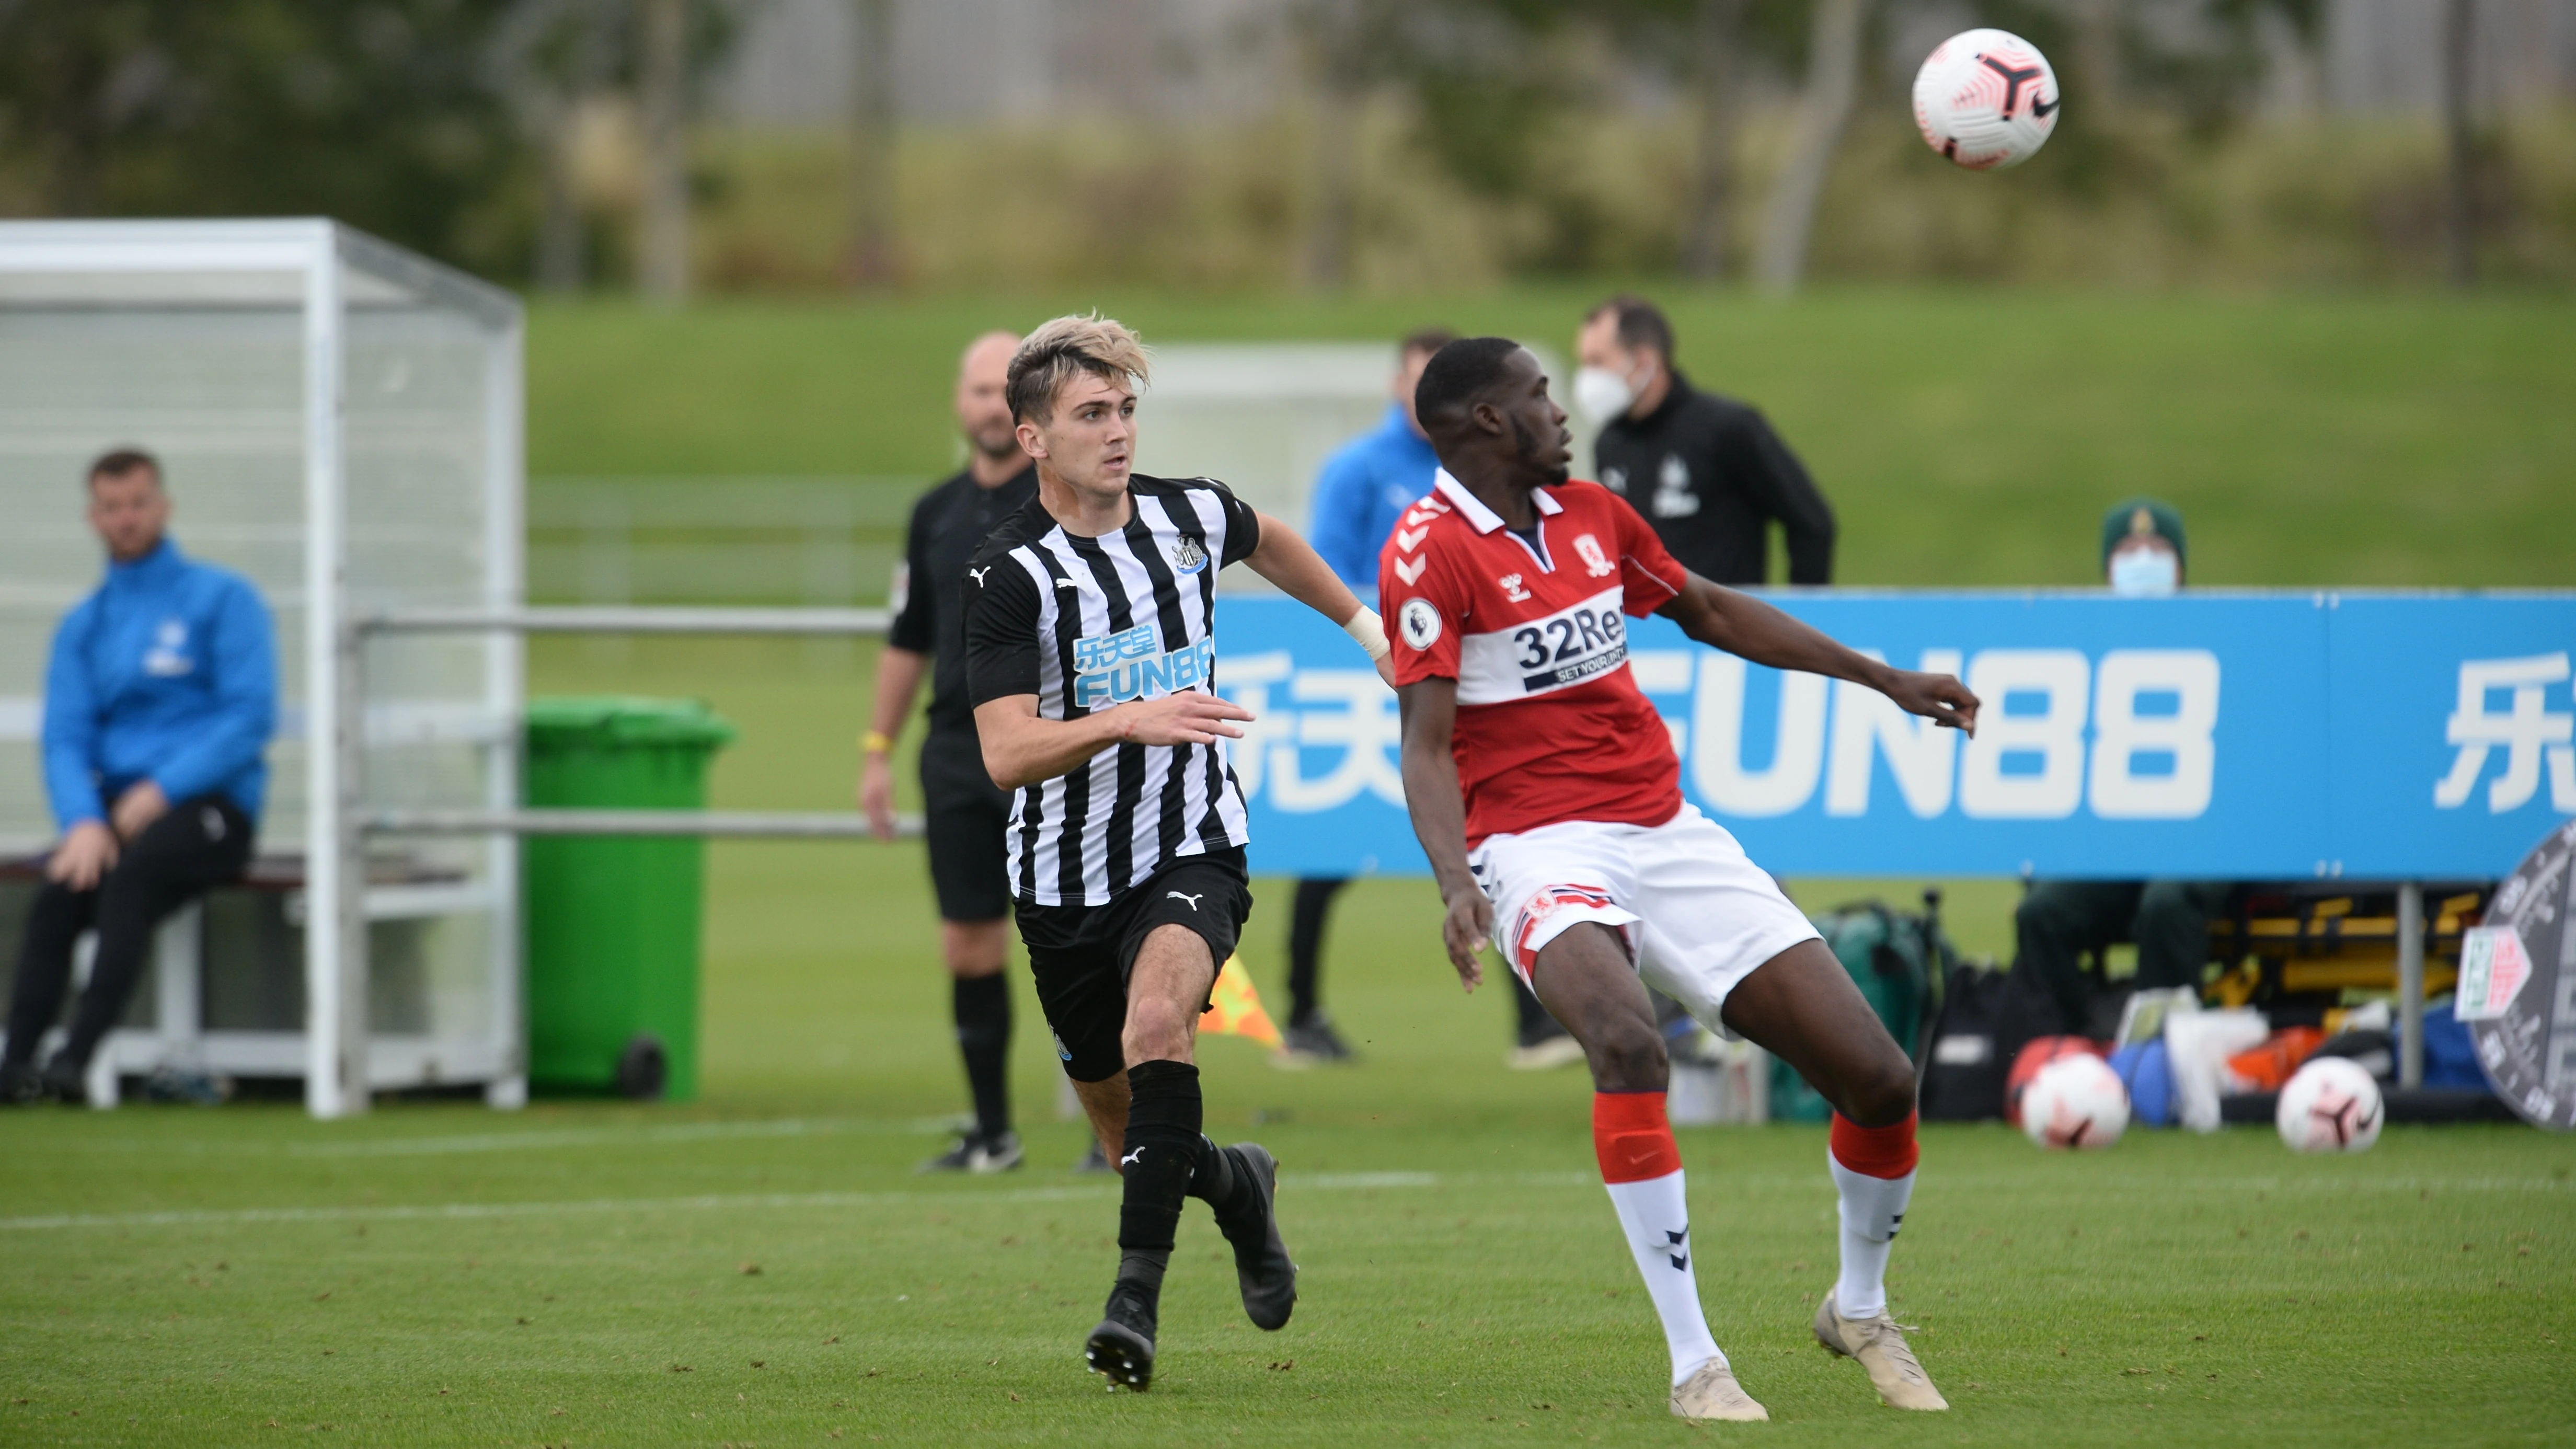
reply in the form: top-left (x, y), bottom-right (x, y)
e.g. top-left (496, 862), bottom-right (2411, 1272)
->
top-left (3, 450), bottom-right (276, 1104)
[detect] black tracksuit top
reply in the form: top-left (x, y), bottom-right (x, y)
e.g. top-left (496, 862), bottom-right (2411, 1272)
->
top-left (1590, 370), bottom-right (1836, 586)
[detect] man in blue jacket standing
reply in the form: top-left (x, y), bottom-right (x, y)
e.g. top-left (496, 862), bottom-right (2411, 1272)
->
top-left (3, 450), bottom-right (276, 1104)
top-left (1289, 329), bottom-right (1585, 1071)
top-left (1270, 328), bottom-right (1454, 1065)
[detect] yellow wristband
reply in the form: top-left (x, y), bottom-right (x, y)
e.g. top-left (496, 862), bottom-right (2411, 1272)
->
top-left (860, 730), bottom-right (896, 755)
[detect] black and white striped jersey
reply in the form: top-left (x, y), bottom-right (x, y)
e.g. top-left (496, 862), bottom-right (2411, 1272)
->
top-left (961, 474), bottom-right (1262, 907)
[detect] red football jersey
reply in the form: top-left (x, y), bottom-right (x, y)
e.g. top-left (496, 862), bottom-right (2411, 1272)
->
top-left (1381, 470), bottom-right (1690, 846)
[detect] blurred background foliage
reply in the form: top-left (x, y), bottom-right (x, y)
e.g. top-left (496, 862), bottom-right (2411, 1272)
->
top-left (0, 0), bottom-right (2566, 294)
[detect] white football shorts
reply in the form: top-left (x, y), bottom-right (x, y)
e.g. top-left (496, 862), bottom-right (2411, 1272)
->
top-left (1467, 803), bottom-right (1821, 1038)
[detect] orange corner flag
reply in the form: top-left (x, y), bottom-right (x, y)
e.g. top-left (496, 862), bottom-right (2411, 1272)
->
top-left (1203, 954), bottom-right (1282, 1049)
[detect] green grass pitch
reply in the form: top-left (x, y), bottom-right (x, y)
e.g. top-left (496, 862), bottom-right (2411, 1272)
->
top-left (8, 289), bottom-right (2576, 1442)
top-left (5, 639), bottom-right (2573, 1447)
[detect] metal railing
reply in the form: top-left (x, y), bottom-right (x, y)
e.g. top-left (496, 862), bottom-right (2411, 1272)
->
top-left (355, 605), bottom-right (910, 841)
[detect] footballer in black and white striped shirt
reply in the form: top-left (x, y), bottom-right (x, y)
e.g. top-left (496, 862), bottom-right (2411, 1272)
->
top-left (961, 314), bottom-right (1395, 1391)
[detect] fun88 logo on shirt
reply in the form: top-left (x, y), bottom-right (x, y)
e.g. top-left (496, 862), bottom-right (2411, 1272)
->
top-left (1073, 625), bottom-right (1218, 709)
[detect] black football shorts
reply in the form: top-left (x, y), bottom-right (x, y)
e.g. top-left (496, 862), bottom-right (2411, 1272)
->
top-left (918, 728), bottom-right (1015, 923)
top-left (1014, 848), bottom-right (1251, 1083)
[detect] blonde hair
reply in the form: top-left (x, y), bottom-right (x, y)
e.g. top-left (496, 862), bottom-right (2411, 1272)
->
top-left (1007, 313), bottom-right (1151, 425)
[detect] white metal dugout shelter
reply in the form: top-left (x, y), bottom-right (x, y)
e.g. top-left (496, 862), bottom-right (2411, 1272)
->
top-left (0, 220), bottom-right (525, 1118)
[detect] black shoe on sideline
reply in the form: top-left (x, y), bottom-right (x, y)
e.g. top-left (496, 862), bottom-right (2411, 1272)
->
top-left (1084, 1280), bottom-right (1159, 1390)
top-left (918, 1130), bottom-right (1022, 1174)
top-left (1214, 1143), bottom-right (1297, 1331)
top-left (37, 1056), bottom-right (87, 1106)
top-left (916, 1133), bottom-right (981, 1172)
top-left (1278, 1016), bottom-right (1354, 1064)
top-left (0, 1061), bottom-right (44, 1106)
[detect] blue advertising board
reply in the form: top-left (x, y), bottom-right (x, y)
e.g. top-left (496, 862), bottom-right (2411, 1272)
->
top-left (1211, 591), bottom-right (2575, 882)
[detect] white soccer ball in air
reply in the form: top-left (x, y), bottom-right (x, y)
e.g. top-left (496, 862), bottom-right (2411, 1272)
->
top-left (2276, 1057), bottom-right (2384, 1154)
top-left (1913, 28), bottom-right (2062, 171)
top-left (2019, 1054), bottom-right (2130, 1150)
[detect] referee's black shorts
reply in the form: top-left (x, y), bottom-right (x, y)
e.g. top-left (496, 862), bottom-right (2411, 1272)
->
top-left (1016, 848), bottom-right (1251, 1083)
top-left (918, 727), bottom-right (1014, 923)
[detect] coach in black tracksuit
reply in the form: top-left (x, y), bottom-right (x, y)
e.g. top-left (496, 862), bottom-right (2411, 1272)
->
top-left (1576, 295), bottom-right (1836, 586)
top-left (861, 331), bottom-right (1040, 1174)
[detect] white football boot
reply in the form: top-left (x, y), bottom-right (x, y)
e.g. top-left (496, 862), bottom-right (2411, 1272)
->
top-left (1813, 1291), bottom-right (1948, 1410)
top-left (1669, 1358), bottom-right (1769, 1421)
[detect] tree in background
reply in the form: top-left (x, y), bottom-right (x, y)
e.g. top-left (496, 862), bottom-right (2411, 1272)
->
top-left (624, 0), bottom-right (739, 301)
top-left (0, 0), bottom-right (740, 293)
top-left (1563, 0), bottom-right (1774, 280)
top-left (0, 0), bottom-right (532, 277)
top-left (637, 0), bottom-right (689, 302)
top-left (1752, 0), bottom-right (1866, 293)
top-left (842, 0), bottom-right (895, 287)
top-left (2439, 0), bottom-right (2476, 287)
top-left (493, 0), bottom-right (631, 292)
top-left (1678, 0), bottom-right (1750, 280)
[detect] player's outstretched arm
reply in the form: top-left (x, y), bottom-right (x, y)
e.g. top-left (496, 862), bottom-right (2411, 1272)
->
top-left (973, 691), bottom-right (1258, 792)
top-left (1658, 575), bottom-right (1980, 734)
top-left (1396, 677), bottom-right (1492, 991)
top-left (1247, 512), bottom-right (1397, 687)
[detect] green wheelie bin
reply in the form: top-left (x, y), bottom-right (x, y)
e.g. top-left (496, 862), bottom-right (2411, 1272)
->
top-left (522, 697), bottom-right (734, 1100)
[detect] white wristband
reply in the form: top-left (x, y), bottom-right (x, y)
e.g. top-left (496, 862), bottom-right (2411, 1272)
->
top-left (1342, 605), bottom-right (1391, 662)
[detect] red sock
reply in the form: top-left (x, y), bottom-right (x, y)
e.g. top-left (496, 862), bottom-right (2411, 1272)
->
top-left (1828, 1110), bottom-right (1919, 1179)
top-left (1593, 1090), bottom-right (1683, 1183)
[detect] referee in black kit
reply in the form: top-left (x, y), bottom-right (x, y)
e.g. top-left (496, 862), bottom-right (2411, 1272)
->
top-left (962, 314), bottom-right (1396, 1390)
top-left (861, 330), bottom-right (1037, 1173)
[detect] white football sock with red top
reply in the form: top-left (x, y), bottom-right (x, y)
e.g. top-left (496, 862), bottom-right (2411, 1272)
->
top-left (1596, 1090), bottom-right (1723, 1386)
top-left (1828, 1110), bottom-right (1920, 1320)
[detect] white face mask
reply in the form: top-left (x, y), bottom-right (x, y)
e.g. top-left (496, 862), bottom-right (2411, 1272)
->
top-left (2108, 548), bottom-right (2180, 597)
top-left (1572, 365), bottom-right (1640, 424)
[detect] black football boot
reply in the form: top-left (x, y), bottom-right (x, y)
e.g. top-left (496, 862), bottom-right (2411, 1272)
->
top-left (1213, 1143), bottom-right (1297, 1331)
top-left (1084, 1279), bottom-right (1159, 1390)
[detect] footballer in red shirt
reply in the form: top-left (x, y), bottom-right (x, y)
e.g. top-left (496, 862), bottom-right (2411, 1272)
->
top-left (1385, 339), bottom-right (1980, 1421)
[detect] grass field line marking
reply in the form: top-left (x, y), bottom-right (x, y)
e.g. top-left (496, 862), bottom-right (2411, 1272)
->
top-left (280, 1117), bottom-right (952, 1157)
top-left (0, 1170), bottom-right (1605, 1234)
top-left (0, 1187), bottom-right (1109, 1233)
top-left (25, 1116), bottom-right (957, 1159)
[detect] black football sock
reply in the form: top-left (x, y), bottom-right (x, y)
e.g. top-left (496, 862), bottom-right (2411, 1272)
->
top-left (1117, 1060), bottom-right (1210, 1286)
top-left (952, 973), bottom-right (1012, 1142)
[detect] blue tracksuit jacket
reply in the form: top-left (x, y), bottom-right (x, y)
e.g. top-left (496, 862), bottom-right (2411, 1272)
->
top-left (1308, 402), bottom-right (1442, 590)
top-left (42, 538), bottom-right (278, 830)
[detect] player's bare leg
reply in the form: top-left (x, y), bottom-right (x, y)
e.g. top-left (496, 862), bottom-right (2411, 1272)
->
top-left (1527, 923), bottom-right (1766, 1422)
top-left (1068, 1073), bottom-right (1129, 1167)
top-left (1084, 925), bottom-right (1296, 1391)
top-left (1722, 940), bottom-right (1948, 1410)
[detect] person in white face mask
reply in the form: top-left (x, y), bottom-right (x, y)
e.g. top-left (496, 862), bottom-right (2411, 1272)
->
top-left (1998, 496), bottom-right (2232, 1045)
top-left (1576, 295), bottom-right (1835, 586)
top-left (2102, 498), bottom-right (2186, 596)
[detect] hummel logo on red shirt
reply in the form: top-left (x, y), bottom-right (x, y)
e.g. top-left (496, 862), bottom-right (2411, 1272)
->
top-left (1499, 573), bottom-right (1531, 602)
top-left (1395, 526), bottom-right (1430, 553)
top-left (1394, 556), bottom-right (1428, 585)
